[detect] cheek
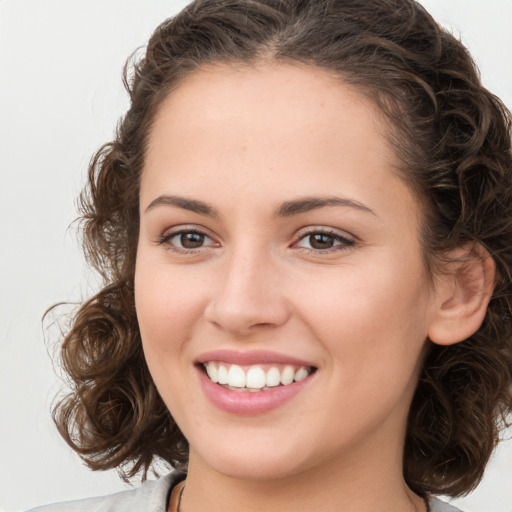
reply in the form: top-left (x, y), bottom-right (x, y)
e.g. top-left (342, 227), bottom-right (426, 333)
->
top-left (134, 258), bottom-right (209, 419)
top-left (294, 257), bottom-right (431, 378)
top-left (295, 267), bottom-right (431, 441)
top-left (134, 256), bottom-right (207, 361)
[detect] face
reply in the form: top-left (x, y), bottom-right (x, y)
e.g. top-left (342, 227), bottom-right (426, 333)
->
top-left (135, 63), bottom-right (438, 482)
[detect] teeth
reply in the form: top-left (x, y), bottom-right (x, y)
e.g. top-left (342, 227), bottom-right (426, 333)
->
top-left (265, 367), bottom-right (281, 387)
top-left (246, 366), bottom-right (266, 388)
top-left (227, 365), bottom-right (246, 387)
top-left (294, 367), bottom-right (309, 382)
top-left (206, 363), bottom-right (218, 383)
top-left (280, 365), bottom-right (295, 385)
top-left (204, 362), bottom-right (313, 390)
top-left (217, 365), bottom-right (228, 385)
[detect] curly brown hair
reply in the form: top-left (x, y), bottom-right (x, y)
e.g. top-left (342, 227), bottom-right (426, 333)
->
top-left (53, 0), bottom-right (512, 498)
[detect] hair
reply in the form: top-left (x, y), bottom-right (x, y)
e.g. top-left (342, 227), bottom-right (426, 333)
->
top-left (52, 0), bottom-right (512, 498)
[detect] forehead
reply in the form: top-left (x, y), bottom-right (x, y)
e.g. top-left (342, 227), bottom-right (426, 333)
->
top-left (151, 62), bottom-right (385, 136)
top-left (142, 63), bottom-right (421, 231)
top-left (145, 62), bottom-right (397, 180)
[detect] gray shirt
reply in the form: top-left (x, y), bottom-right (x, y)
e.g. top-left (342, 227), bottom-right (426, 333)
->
top-left (27, 472), bottom-right (465, 512)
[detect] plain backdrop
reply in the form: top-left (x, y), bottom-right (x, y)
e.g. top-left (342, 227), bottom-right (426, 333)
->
top-left (1, 1), bottom-right (511, 511)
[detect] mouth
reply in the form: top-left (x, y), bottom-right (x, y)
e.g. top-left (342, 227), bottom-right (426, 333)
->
top-left (200, 362), bottom-right (316, 392)
top-left (195, 350), bottom-right (318, 414)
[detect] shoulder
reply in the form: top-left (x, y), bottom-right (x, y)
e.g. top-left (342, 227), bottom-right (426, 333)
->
top-left (429, 497), bottom-right (466, 512)
top-left (26, 472), bottom-right (185, 512)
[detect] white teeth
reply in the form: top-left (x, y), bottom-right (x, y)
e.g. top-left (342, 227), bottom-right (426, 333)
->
top-left (217, 365), bottom-right (229, 385)
top-left (205, 362), bottom-right (313, 390)
top-left (265, 367), bottom-right (281, 387)
top-left (206, 363), bottom-right (218, 383)
top-left (294, 367), bottom-right (309, 382)
top-left (246, 366), bottom-right (266, 388)
top-left (280, 365), bottom-right (295, 385)
top-left (227, 364), bottom-right (246, 388)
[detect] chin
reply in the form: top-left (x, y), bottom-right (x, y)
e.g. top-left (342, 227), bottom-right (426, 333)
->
top-left (212, 458), bottom-right (306, 482)
top-left (189, 437), bottom-right (314, 482)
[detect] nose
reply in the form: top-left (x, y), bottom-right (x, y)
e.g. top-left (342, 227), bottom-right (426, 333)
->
top-left (204, 249), bottom-right (291, 336)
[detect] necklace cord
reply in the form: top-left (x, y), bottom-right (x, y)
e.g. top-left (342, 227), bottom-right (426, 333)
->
top-left (177, 483), bottom-right (185, 512)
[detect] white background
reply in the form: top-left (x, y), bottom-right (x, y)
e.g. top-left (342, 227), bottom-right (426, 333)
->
top-left (1, 1), bottom-right (511, 511)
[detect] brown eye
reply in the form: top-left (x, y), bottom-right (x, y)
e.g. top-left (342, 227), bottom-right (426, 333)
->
top-left (179, 232), bottom-right (205, 248)
top-left (295, 229), bottom-right (355, 252)
top-left (160, 229), bottom-right (216, 251)
top-left (308, 233), bottom-right (335, 249)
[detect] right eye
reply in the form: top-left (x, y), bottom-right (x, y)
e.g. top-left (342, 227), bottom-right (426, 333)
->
top-left (159, 229), bottom-right (218, 252)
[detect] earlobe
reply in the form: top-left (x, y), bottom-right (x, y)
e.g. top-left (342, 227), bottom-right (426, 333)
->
top-left (428, 244), bottom-right (496, 346)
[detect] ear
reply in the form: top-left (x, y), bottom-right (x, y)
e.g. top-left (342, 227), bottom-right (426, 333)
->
top-left (428, 243), bottom-right (496, 346)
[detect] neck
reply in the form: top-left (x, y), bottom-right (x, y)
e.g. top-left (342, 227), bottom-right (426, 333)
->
top-left (181, 435), bottom-right (426, 512)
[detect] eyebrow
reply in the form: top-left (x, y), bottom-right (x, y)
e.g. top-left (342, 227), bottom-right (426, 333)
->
top-left (274, 196), bottom-right (376, 217)
top-left (145, 195), bottom-right (219, 217)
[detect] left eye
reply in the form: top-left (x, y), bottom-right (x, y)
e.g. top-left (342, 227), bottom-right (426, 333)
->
top-left (160, 230), bottom-right (216, 250)
top-left (295, 231), bottom-right (353, 251)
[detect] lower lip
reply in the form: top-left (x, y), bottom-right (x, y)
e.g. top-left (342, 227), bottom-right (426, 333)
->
top-left (197, 367), bottom-right (313, 415)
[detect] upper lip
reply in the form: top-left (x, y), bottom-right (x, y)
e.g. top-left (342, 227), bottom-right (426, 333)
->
top-left (195, 349), bottom-right (316, 367)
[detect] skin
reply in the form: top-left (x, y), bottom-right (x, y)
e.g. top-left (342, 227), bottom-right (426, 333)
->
top-left (135, 62), bottom-right (448, 511)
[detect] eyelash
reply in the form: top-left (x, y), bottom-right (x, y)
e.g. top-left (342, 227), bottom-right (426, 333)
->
top-left (294, 228), bottom-right (355, 253)
top-left (157, 227), bottom-right (355, 254)
top-left (158, 228), bottom-right (217, 254)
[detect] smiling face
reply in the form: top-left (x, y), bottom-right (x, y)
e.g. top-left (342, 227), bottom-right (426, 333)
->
top-left (135, 63), bottom-right (438, 483)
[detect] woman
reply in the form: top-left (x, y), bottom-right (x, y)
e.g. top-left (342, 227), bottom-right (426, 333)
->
top-left (31, 0), bottom-right (512, 510)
